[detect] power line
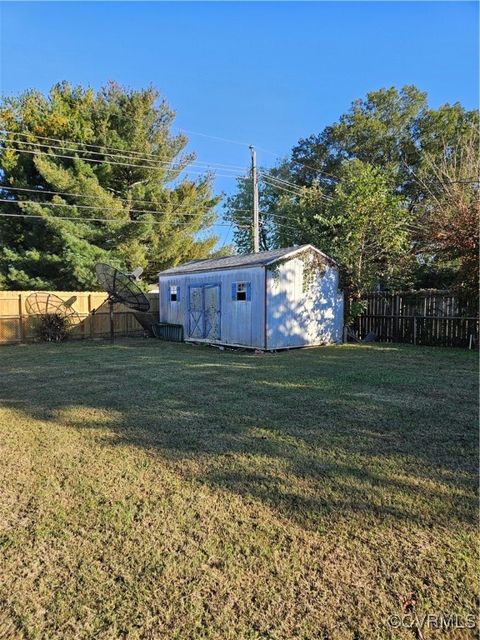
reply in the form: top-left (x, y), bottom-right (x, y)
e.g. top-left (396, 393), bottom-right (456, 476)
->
top-left (176, 129), bottom-right (251, 147)
top-left (261, 176), bottom-right (304, 198)
top-left (0, 207), bottom-right (301, 235)
top-left (3, 146), bottom-right (242, 178)
top-left (255, 145), bottom-right (338, 181)
top-left (0, 197), bottom-right (221, 218)
top-left (1, 130), bottom-right (247, 172)
top-left (1, 129), bottom-right (179, 161)
top-left (2, 129), bottom-right (342, 184)
top-left (0, 198), bottom-right (298, 231)
top-left (176, 127), bottom-right (338, 180)
top-left (5, 137), bottom-right (244, 174)
top-left (227, 209), bottom-right (300, 233)
top-left (0, 208), bottom-right (233, 227)
top-left (4, 137), bottom-right (184, 170)
top-left (261, 174), bottom-right (333, 201)
top-left (265, 220), bottom-right (299, 232)
top-left (175, 129), bottom-right (337, 180)
top-left (262, 210), bottom-right (300, 223)
top-left (262, 168), bottom-right (333, 200)
top-left (0, 185), bottom-right (253, 213)
top-left (259, 172), bottom-right (303, 193)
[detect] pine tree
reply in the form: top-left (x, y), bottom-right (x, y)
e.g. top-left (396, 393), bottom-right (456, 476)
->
top-left (0, 82), bottom-right (221, 289)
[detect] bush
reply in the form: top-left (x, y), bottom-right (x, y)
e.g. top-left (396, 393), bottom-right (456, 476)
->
top-left (35, 314), bottom-right (70, 342)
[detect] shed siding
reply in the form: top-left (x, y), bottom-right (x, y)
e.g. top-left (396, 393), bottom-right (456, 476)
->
top-left (266, 257), bottom-right (343, 349)
top-left (159, 267), bottom-right (265, 348)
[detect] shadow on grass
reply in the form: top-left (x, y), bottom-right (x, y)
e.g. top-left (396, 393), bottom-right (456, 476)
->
top-left (1, 338), bottom-right (478, 531)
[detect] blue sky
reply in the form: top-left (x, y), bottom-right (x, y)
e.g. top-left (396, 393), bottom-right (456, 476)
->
top-left (1, 1), bottom-right (478, 248)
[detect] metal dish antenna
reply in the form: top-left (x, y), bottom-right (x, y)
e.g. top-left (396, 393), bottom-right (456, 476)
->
top-left (25, 292), bottom-right (80, 341)
top-left (95, 263), bottom-right (150, 341)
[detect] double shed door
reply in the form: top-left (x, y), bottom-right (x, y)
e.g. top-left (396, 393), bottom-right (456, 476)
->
top-left (188, 284), bottom-right (221, 340)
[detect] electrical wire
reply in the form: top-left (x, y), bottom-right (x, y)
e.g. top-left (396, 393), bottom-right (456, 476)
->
top-left (260, 177), bottom-right (303, 198)
top-left (261, 174), bottom-right (333, 201)
top-left (2, 146), bottom-right (242, 178)
top-left (5, 138), bottom-right (244, 174)
top-left (0, 185), bottom-right (253, 213)
top-left (219, 222), bottom-right (234, 251)
top-left (255, 145), bottom-right (339, 181)
top-left (0, 208), bottom-right (300, 235)
top-left (2, 187), bottom-right (299, 223)
top-left (259, 173), bottom-right (302, 195)
top-left (176, 129), bottom-right (251, 147)
top-left (1, 130), bottom-right (247, 172)
top-left (261, 172), bottom-right (334, 201)
top-left (0, 197), bottom-right (220, 218)
top-left (2, 130), bottom-right (343, 187)
top-left (0, 209), bottom-right (233, 227)
top-left (175, 129), bottom-right (337, 181)
top-left (259, 171), bottom-right (303, 192)
top-left (0, 199), bottom-right (301, 234)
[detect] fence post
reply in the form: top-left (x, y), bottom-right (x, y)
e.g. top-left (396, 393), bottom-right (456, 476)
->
top-left (88, 294), bottom-right (94, 339)
top-left (18, 293), bottom-right (24, 343)
top-left (413, 316), bottom-right (417, 346)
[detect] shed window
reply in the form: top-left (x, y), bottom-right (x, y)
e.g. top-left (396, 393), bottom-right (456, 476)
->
top-left (169, 285), bottom-right (179, 302)
top-left (232, 282), bottom-right (251, 301)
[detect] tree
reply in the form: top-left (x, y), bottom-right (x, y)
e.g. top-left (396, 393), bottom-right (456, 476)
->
top-left (0, 82), bottom-right (220, 290)
top-left (323, 161), bottom-right (410, 300)
top-left (289, 86), bottom-right (428, 193)
top-left (413, 135), bottom-right (479, 304)
top-left (288, 88), bottom-right (478, 290)
top-left (224, 86), bottom-right (478, 296)
top-left (284, 161), bottom-right (410, 316)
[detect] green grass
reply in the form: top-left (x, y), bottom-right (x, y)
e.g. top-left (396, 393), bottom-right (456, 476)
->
top-left (0, 339), bottom-right (477, 639)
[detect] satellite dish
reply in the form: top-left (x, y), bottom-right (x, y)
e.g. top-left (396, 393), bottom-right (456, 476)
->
top-left (26, 292), bottom-right (78, 317)
top-left (95, 263), bottom-right (150, 341)
top-left (25, 292), bottom-right (80, 341)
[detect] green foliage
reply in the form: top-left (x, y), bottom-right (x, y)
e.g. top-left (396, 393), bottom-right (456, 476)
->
top-left (224, 174), bottom-right (279, 253)
top-left (0, 82), bottom-right (221, 289)
top-left (34, 313), bottom-right (70, 342)
top-left (326, 161), bottom-right (408, 287)
top-left (224, 86), bottom-right (478, 300)
top-left (307, 160), bottom-right (410, 306)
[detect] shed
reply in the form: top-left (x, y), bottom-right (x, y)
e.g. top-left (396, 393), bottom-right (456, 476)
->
top-left (158, 244), bottom-right (343, 350)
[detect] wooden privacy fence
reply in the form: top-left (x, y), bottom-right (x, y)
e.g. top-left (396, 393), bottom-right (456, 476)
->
top-left (352, 291), bottom-right (478, 348)
top-left (0, 291), bottom-right (159, 345)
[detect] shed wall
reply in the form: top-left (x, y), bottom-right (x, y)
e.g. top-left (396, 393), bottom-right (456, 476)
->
top-left (159, 267), bottom-right (265, 348)
top-left (266, 257), bottom-right (343, 349)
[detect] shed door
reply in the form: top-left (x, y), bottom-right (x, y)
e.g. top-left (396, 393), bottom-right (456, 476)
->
top-left (204, 284), bottom-right (221, 340)
top-left (189, 286), bottom-right (204, 338)
top-left (188, 284), bottom-right (221, 340)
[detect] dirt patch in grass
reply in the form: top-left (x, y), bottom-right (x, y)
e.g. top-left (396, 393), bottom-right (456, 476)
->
top-left (0, 340), bottom-right (477, 639)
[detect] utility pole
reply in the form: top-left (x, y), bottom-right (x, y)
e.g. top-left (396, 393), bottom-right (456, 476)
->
top-left (249, 145), bottom-right (260, 252)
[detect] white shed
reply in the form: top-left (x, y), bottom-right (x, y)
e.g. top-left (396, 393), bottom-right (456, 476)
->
top-left (158, 244), bottom-right (343, 350)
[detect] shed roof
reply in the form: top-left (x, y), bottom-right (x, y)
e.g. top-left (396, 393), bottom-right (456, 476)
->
top-left (158, 244), bottom-right (335, 276)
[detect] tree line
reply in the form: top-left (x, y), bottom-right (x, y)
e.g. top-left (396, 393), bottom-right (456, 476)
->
top-left (0, 83), bottom-right (478, 312)
top-left (225, 86), bottom-right (478, 314)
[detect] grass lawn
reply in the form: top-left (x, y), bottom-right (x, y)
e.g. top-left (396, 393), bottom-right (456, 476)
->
top-left (0, 339), bottom-right (477, 639)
